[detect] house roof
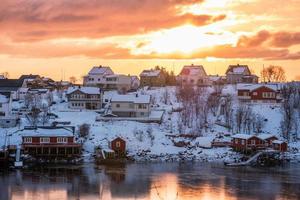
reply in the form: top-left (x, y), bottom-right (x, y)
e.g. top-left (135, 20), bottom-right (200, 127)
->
top-left (21, 128), bottom-right (74, 137)
top-left (0, 79), bottom-right (23, 91)
top-left (140, 69), bottom-right (161, 77)
top-left (111, 94), bottom-right (150, 104)
top-left (226, 64), bottom-right (250, 75)
top-left (237, 84), bottom-right (279, 92)
top-left (67, 86), bottom-right (101, 95)
top-left (272, 140), bottom-right (286, 144)
top-left (231, 134), bottom-right (258, 140)
top-left (88, 66), bottom-right (113, 75)
top-left (179, 65), bottom-right (207, 76)
top-left (257, 134), bottom-right (277, 140)
top-left (0, 94), bottom-right (8, 103)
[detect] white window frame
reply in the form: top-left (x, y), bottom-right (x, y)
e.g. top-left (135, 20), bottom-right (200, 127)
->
top-left (57, 137), bottom-right (68, 143)
top-left (40, 137), bottom-right (50, 143)
top-left (241, 140), bottom-right (245, 145)
top-left (24, 137), bottom-right (32, 143)
top-left (116, 141), bottom-right (121, 148)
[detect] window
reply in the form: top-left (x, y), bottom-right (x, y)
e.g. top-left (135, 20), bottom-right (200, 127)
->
top-left (251, 139), bottom-right (256, 145)
top-left (24, 137), bottom-right (32, 143)
top-left (241, 140), bottom-right (245, 145)
top-left (116, 104), bottom-right (120, 108)
top-left (6, 120), bottom-right (10, 123)
top-left (40, 137), bottom-right (50, 143)
top-left (235, 139), bottom-right (238, 144)
top-left (57, 137), bottom-right (68, 143)
top-left (116, 141), bottom-right (121, 148)
top-left (140, 112), bottom-right (144, 116)
top-left (253, 92), bottom-right (257, 96)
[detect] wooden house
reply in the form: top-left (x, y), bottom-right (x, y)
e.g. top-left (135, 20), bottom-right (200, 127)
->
top-left (237, 84), bottom-right (282, 104)
top-left (21, 127), bottom-right (81, 160)
top-left (231, 134), bottom-right (264, 152)
top-left (272, 140), bottom-right (288, 152)
top-left (111, 137), bottom-right (126, 157)
top-left (140, 69), bottom-right (166, 87)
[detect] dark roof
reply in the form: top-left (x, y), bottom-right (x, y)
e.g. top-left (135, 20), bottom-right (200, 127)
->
top-left (0, 79), bottom-right (23, 92)
top-left (19, 74), bottom-right (40, 82)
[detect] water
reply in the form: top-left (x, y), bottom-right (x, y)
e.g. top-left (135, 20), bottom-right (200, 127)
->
top-left (1, 162), bottom-right (300, 200)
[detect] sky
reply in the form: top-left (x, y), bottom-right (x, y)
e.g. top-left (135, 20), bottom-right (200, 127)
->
top-left (0, 0), bottom-right (300, 81)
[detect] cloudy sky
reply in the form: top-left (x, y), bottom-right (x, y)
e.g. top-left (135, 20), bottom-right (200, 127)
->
top-left (0, 0), bottom-right (300, 80)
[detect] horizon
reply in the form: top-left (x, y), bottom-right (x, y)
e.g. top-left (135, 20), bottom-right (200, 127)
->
top-left (0, 0), bottom-right (300, 81)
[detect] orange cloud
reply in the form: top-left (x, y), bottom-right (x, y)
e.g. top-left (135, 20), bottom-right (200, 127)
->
top-left (0, 0), bottom-right (226, 42)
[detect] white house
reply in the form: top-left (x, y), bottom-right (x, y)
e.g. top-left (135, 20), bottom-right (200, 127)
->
top-left (83, 65), bottom-right (114, 87)
top-left (177, 64), bottom-right (210, 86)
top-left (0, 94), bottom-right (18, 127)
top-left (111, 94), bottom-right (151, 117)
top-left (66, 86), bottom-right (102, 110)
top-left (226, 64), bottom-right (258, 84)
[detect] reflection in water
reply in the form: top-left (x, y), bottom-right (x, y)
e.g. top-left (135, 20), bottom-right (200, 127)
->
top-left (0, 163), bottom-right (300, 200)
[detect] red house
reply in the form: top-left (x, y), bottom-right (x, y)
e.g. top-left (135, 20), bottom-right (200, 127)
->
top-left (272, 140), bottom-right (288, 152)
top-left (21, 127), bottom-right (81, 159)
top-left (231, 134), bottom-right (264, 152)
top-left (257, 134), bottom-right (278, 147)
top-left (110, 137), bottom-right (126, 157)
top-left (237, 84), bottom-right (282, 103)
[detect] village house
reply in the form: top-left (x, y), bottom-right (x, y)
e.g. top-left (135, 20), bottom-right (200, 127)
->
top-left (209, 75), bottom-right (226, 85)
top-left (272, 140), bottom-right (288, 152)
top-left (66, 86), bottom-right (102, 110)
top-left (21, 127), bottom-right (81, 159)
top-left (130, 76), bottom-right (141, 91)
top-left (237, 84), bottom-right (282, 103)
top-left (177, 64), bottom-right (210, 86)
top-left (83, 65), bottom-right (114, 87)
top-left (0, 94), bottom-right (18, 127)
top-left (140, 69), bottom-right (166, 87)
top-left (226, 64), bottom-right (258, 84)
top-left (110, 137), bottom-right (126, 157)
top-left (231, 134), bottom-right (287, 152)
top-left (104, 74), bottom-right (132, 93)
top-left (111, 93), bottom-right (151, 117)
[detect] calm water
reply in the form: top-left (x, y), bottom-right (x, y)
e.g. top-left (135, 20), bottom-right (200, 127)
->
top-left (1, 162), bottom-right (300, 200)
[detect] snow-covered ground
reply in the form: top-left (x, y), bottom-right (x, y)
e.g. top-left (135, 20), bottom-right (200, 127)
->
top-left (1, 86), bottom-right (300, 163)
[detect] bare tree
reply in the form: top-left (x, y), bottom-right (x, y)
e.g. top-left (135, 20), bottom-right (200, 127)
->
top-left (162, 88), bottom-right (170, 105)
top-left (28, 107), bottom-right (41, 126)
top-left (40, 103), bottom-right (49, 125)
top-left (69, 76), bottom-right (78, 84)
top-left (1, 72), bottom-right (9, 79)
top-left (261, 65), bottom-right (286, 83)
top-left (78, 123), bottom-right (91, 138)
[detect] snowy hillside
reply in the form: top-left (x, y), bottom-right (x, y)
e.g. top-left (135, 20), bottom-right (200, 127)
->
top-left (1, 86), bottom-right (300, 163)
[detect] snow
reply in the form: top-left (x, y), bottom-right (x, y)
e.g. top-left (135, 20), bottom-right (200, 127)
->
top-left (180, 65), bottom-right (206, 76)
top-left (237, 83), bottom-right (279, 91)
top-left (67, 86), bottom-right (101, 95)
top-left (88, 66), bottom-right (113, 75)
top-left (1, 85), bottom-right (300, 163)
top-left (273, 140), bottom-right (285, 144)
top-left (0, 94), bottom-right (8, 103)
top-left (111, 94), bottom-right (150, 104)
top-left (140, 70), bottom-right (160, 77)
top-left (19, 128), bottom-right (74, 137)
top-left (257, 133), bottom-right (277, 140)
top-left (231, 134), bottom-right (255, 140)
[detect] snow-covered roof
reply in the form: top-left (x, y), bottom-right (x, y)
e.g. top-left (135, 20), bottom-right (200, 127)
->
top-left (226, 64), bottom-right (250, 75)
top-left (67, 86), bottom-right (101, 95)
top-left (257, 134), bottom-right (277, 140)
top-left (179, 65), bottom-right (207, 76)
top-left (272, 140), bottom-right (286, 144)
top-left (231, 134), bottom-right (257, 140)
top-left (88, 66), bottom-right (113, 75)
top-left (18, 87), bottom-right (29, 92)
top-left (111, 94), bottom-right (150, 104)
top-left (140, 69), bottom-right (161, 77)
top-left (237, 84), bottom-right (279, 91)
top-left (0, 94), bottom-right (8, 103)
top-left (209, 75), bottom-right (223, 81)
top-left (21, 128), bottom-right (74, 137)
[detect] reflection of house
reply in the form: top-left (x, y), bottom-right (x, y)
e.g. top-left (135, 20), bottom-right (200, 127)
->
top-left (237, 84), bottom-right (282, 103)
top-left (177, 64), bottom-right (210, 86)
top-left (83, 65), bottom-right (114, 87)
top-left (111, 94), bottom-right (151, 117)
top-left (66, 86), bottom-right (102, 110)
top-left (140, 69), bottom-right (166, 87)
top-left (21, 127), bottom-right (81, 159)
top-left (226, 64), bottom-right (258, 84)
